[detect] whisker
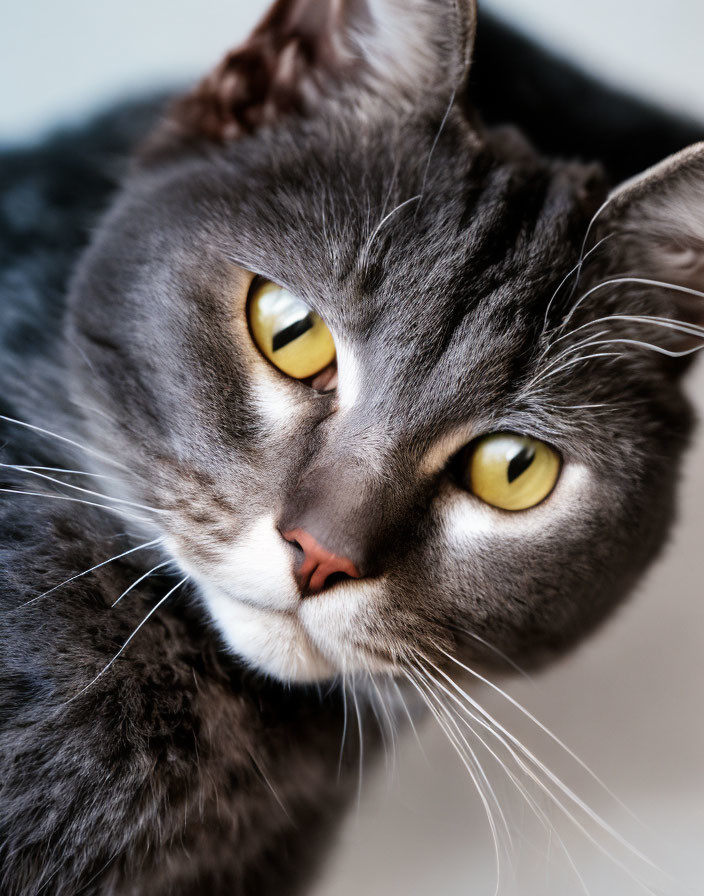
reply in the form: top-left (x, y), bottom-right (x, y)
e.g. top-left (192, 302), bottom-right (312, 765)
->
top-left (62, 575), bottom-right (189, 705)
top-left (415, 86), bottom-right (457, 218)
top-left (0, 464), bottom-right (167, 515)
top-left (424, 651), bottom-right (661, 880)
top-left (378, 156), bottom-right (402, 224)
top-left (403, 668), bottom-right (504, 896)
top-left (368, 674), bottom-right (398, 784)
top-left (246, 747), bottom-right (291, 820)
top-left (554, 312), bottom-right (704, 348)
top-left (0, 414), bottom-right (131, 471)
top-left (531, 352), bottom-right (622, 385)
top-left (111, 559), bottom-right (172, 607)
top-left (337, 673), bottom-right (349, 783)
top-left (412, 665), bottom-right (514, 850)
top-left (531, 330), bottom-right (614, 384)
top-left (10, 538), bottom-right (163, 613)
top-left (564, 190), bottom-right (629, 308)
top-left (414, 664), bottom-right (596, 895)
top-left (350, 680), bottom-right (365, 810)
top-left (362, 195), bottom-right (421, 259)
top-left (434, 645), bottom-right (651, 832)
top-left (390, 678), bottom-right (429, 764)
top-left (366, 673), bottom-right (391, 773)
top-left (561, 276), bottom-right (704, 331)
top-left (538, 338), bottom-right (704, 388)
top-left (548, 403), bottom-right (611, 411)
top-left (421, 667), bottom-right (659, 894)
top-left (447, 623), bottom-right (533, 681)
top-left (8, 466), bottom-right (124, 481)
top-left (380, 677), bottom-right (402, 761)
top-left (541, 234), bottom-right (615, 337)
top-left (0, 488), bottom-right (155, 524)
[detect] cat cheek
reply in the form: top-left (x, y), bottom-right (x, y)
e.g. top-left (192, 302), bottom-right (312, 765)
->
top-left (182, 514), bottom-right (300, 613)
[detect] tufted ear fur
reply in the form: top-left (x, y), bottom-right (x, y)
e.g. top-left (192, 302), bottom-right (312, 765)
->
top-left (594, 142), bottom-right (704, 354)
top-left (145, 0), bottom-right (477, 154)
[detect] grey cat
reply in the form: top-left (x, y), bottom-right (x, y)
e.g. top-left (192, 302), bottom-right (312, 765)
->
top-left (1, 0), bottom-right (703, 893)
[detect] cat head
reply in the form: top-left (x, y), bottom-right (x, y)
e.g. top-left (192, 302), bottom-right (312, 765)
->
top-left (68, 0), bottom-right (704, 681)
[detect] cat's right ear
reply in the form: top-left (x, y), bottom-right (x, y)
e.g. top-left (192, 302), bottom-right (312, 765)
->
top-left (142, 0), bottom-right (477, 158)
top-left (595, 142), bottom-right (704, 326)
top-left (586, 142), bottom-right (704, 362)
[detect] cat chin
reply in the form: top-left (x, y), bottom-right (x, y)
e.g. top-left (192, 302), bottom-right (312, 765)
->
top-left (194, 576), bottom-right (395, 682)
top-left (201, 593), bottom-right (338, 682)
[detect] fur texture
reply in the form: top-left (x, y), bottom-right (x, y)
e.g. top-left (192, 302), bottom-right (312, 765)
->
top-left (1, 3), bottom-right (703, 893)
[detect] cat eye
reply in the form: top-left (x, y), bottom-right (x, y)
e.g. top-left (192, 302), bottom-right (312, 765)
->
top-left (247, 279), bottom-right (336, 381)
top-left (464, 433), bottom-right (561, 511)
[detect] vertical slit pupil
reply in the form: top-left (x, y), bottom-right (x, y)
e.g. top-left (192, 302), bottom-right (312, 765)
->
top-left (507, 445), bottom-right (535, 483)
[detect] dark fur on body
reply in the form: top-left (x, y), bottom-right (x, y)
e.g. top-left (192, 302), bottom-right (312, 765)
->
top-left (0, 84), bottom-right (360, 896)
top-left (1, 4), bottom-right (703, 894)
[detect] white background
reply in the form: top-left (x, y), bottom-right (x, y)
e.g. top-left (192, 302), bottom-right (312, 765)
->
top-left (2, 2), bottom-right (702, 894)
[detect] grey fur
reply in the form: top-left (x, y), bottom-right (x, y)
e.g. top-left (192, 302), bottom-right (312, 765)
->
top-left (1, 1), bottom-right (703, 893)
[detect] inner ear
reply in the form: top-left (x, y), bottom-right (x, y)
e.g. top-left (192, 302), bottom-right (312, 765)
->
top-left (591, 143), bottom-right (704, 352)
top-left (143, 0), bottom-right (477, 155)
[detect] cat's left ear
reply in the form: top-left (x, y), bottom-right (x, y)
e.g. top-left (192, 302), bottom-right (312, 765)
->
top-left (145, 0), bottom-right (476, 153)
top-left (596, 142), bottom-right (704, 345)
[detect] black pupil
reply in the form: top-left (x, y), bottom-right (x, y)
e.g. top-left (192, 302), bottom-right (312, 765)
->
top-left (507, 444), bottom-right (535, 484)
top-left (272, 314), bottom-right (314, 352)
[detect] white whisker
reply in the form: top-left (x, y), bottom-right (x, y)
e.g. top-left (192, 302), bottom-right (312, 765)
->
top-left (541, 234), bottom-right (615, 337)
top-left (390, 678), bottom-right (429, 764)
top-left (62, 575), bottom-right (189, 705)
top-left (530, 330), bottom-right (613, 384)
top-left (434, 645), bottom-right (651, 831)
top-left (10, 538), bottom-right (162, 612)
top-left (425, 650), bottom-right (661, 879)
top-left (0, 464), bottom-right (167, 515)
top-left (362, 195), bottom-right (421, 259)
top-left (561, 276), bottom-right (704, 331)
top-left (368, 674), bottom-right (398, 785)
top-left (338, 673), bottom-right (349, 783)
top-left (424, 665), bottom-right (657, 893)
top-left (404, 668), bottom-right (504, 896)
top-left (413, 665), bottom-right (514, 850)
top-left (8, 465), bottom-right (124, 481)
top-left (415, 87), bottom-right (457, 218)
top-left (0, 414), bottom-right (130, 471)
top-left (0, 488), bottom-right (154, 523)
top-left (111, 560), bottom-right (172, 607)
top-left (351, 681), bottom-right (365, 810)
top-left (414, 663), bottom-right (596, 895)
top-left (555, 312), bottom-right (704, 348)
top-left (366, 673), bottom-right (391, 773)
top-left (532, 352), bottom-right (622, 385)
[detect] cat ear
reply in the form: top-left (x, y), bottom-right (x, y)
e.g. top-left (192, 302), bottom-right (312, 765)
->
top-left (146, 0), bottom-right (476, 150)
top-left (596, 143), bottom-right (704, 348)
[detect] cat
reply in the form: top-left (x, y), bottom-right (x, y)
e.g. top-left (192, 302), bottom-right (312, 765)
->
top-left (1, 1), bottom-right (703, 894)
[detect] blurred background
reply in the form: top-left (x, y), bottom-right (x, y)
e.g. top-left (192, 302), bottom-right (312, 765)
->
top-left (2, 1), bottom-right (702, 894)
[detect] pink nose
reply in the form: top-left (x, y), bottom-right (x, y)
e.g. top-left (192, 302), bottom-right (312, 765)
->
top-left (282, 528), bottom-right (361, 595)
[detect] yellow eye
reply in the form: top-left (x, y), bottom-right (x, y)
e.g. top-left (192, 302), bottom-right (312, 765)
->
top-left (247, 279), bottom-right (336, 380)
top-left (466, 433), bottom-right (561, 511)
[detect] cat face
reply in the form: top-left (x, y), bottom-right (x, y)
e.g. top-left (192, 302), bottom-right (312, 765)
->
top-left (67, 0), bottom-right (704, 682)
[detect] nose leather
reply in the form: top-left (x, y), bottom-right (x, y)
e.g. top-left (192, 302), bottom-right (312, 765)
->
top-left (282, 528), bottom-right (361, 595)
